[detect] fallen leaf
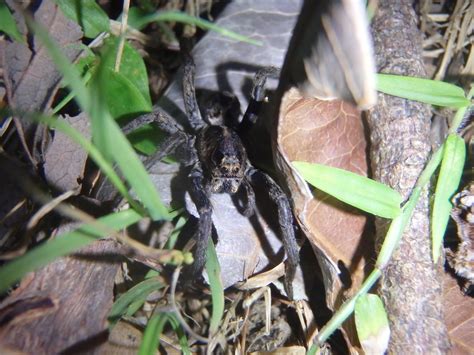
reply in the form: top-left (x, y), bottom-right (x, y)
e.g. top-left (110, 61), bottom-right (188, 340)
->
top-left (275, 88), bottom-right (371, 309)
top-left (2, 0), bottom-right (82, 161)
top-left (443, 271), bottom-right (474, 354)
top-left (44, 113), bottom-right (90, 191)
top-left (0, 237), bottom-right (122, 353)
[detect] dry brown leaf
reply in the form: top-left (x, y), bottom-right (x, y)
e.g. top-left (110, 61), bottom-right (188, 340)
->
top-left (275, 88), bottom-right (371, 309)
top-left (443, 272), bottom-right (474, 354)
top-left (0, 238), bottom-right (122, 353)
top-left (101, 321), bottom-right (143, 355)
top-left (44, 113), bottom-right (90, 191)
top-left (2, 0), bottom-right (82, 162)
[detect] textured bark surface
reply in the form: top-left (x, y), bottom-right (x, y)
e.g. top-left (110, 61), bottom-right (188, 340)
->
top-left (367, 0), bottom-right (450, 352)
top-left (0, 239), bottom-right (122, 354)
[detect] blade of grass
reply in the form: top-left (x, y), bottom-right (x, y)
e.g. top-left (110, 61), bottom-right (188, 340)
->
top-left (0, 209), bottom-right (142, 294)
top-left (205, 237), bottom-right (224, 335)
top-left (449, 86), bottom-right (474, 134)
top-left (0, 2), bottom-right (24, 43)
top-left (107, 117), bottom-right (169, 220)
top-left (432, 134), bottom-right (466, 262)
top-left (168, 315), bottom-right (191, 355)
top-left (377, 186), bottom-right (421, 268)
top-left (376, 74), bottom-right (470, 108)
top-left (139, 313), bottom-right (169, 355)
top-left (135, 11), bottom-right (262, 45)
top-left (293, 161), bottom-right (402, 218)
top-left (108, 277), bottom-right (164, 326)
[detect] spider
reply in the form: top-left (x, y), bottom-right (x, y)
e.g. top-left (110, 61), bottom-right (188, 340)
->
top-left (125, 42), bottom-right (299, 298)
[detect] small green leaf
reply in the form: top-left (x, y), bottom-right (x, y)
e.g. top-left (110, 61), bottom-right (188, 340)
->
top-left (75, 50), bottom-right (97, 76)
top-left (432, 134), bottom-right (466, 262)
top-left (135, 11), bottom-right (262, 45)
top-left (139, 313), bottom-right (169, 355)
top-left (0, 2), bottom-right (24, 43)
top-left (108, 277), bottom-right (163, 326)
top-left (293, 161), bottom-right (402, 218)
top-left (355, 294), bottom-right (390, 355)
top-left (102, 67), bottom-right (151, 119)
top-left (127, 124), bottom-right (167, 155)
top-left (0, 209), bottom-right (142, 294)
top-left (55, 0), bottom-right (110, 38)
top-left (377, 74), bottom-right (470, 108)
top-left (206, 238), bottom-right (224, 335)
top-left (101, 38), bottom-right (152, 113)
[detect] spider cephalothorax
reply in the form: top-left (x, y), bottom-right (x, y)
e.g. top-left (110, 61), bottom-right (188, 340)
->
top-left (125, 41), bottom-right (299, 298)
top-left (197, 125), bottom-right (248, 194)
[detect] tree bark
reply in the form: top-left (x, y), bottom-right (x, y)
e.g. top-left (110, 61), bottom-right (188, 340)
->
top-left (367, 0), bottom-right (450, 352)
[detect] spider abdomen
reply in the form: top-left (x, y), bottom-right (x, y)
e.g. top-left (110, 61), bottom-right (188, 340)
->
top-left (197, 125), bottom-right (248, 194)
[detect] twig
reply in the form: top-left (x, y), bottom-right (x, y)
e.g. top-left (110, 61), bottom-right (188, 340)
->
top-left (169, 266), bottom-right (209, 343)
top-left (114, 0), bottom-right (131, 72)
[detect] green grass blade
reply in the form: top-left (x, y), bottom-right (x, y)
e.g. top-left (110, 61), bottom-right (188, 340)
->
top-left (0, 209), bottom-right (142, 294)
top-left (432, 134), bottom-right (466, 262)
top-left (449, 86), bottom-right (474, 134)
top-left (168, 315), bottom-right (191, 355)
top-left (293, 161), bottom-right (402, 218)
top-left (376, 74), bottom-right (470, 108)
top-left (135, 11), bottom-right (262, 45)
top-left (139, 313), bottom-right (169, 355)
top-left (54, 0), bottom-right (110, 38)
top-left (355, 294), bottom-right (390, 354)
top-left (108, 277), bottom-right (164, 326)
top-left (0, 2), bottom-right (24, 43)
top-left (377, 187), bottom-right (421, 268)
top-left (205, 238), bottom-right (224, 335)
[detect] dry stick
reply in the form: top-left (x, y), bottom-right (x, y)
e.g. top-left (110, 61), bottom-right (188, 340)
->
top-left (368, 0), bottom-right (450, 352)
top-left (169, 267), bottom-right (209, 343)
top-left (434, 0), bottom-right (464, 80)
top-left (114, 0), bottom-right (131, 72)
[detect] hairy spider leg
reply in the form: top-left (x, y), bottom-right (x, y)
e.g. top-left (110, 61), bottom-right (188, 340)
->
top-left (246, 166), bottom-right (299, 300)
top-left (122, 109), bottom-right (182, 135)
top-left (240, 66), bottom-right (281, 134)
top-left (122, 109), bottom-right (196, 170)
top-left (182, 45), bottom-right (206, 131)
top-left (188, 163), bottom-right (213, 279)
top-left (240, 179), bottom-right (256, 217)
